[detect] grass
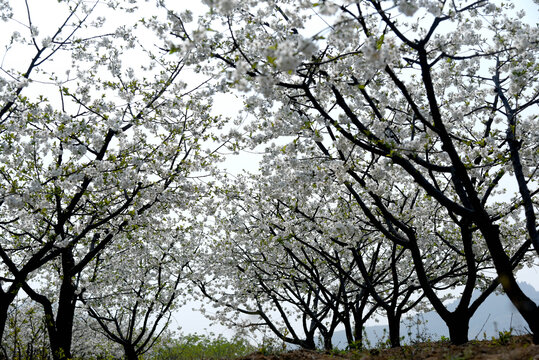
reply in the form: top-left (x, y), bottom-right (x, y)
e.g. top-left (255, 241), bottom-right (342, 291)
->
top-left (151, 333), bottom-right (258, 360)
top-left (2, 331), bottom-right (535, 359)
top-left (148, 333), bottom-right (538, 360)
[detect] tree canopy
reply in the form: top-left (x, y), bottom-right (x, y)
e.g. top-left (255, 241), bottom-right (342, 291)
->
top-left (0, 0), bottom-right (537, 358)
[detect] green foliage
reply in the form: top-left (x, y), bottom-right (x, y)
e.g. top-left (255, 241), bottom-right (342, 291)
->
top-left (256, 336), bottom-right (286, 356)
top-left (374, 331), bottom-right (392, 350)
top-left (404, 315), bottom-right (434, 345)
top-left (439, 335), bottom-right (451, 344)
top-left (150, 333), bottom-right (256, 360)
top-left (346, 340), bottom-right (364, 351)
top-left (492, 330), bottom-right (512, 346)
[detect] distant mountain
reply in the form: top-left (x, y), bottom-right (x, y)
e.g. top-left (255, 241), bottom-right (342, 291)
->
top-left (331, 282), bottom-right (539, 349)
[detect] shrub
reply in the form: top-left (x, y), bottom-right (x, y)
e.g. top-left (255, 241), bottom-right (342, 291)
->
top-left (151, 333), bottom-right (256, 360)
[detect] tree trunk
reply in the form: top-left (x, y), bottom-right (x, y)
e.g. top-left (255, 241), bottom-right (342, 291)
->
top-left (51, 251), bottom-right (77, 360)
top-left (43, 289), bottom-right (75, 360)
top-left (123, 344), bottom-right (138, 360)
top-left (446, 315), bottom-right (469, 345)
top-left (387, 313), bottom-right (401, 348)
top-left (50, 285), bottom-right (76, 360)
top-left (351, 321), bottom-right (365, 350)
top-left (26, 250), bottom-right (77, 360)
top-left (481, 223), bottom-right (539, 344)
top-left (322, 335), bottom-right (333, 351)
top-left (0, 293), bottom-right (16, 344)
top-left (299, 337), bottom-right (316, 350)
top-left (353, 327), bottom-right (364, 350)
top-left (342, 317), bottom-right (354, 348)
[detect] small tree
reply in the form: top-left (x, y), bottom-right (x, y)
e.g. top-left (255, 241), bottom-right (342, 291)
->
top-left (80, 225), bottom-right (195, 360)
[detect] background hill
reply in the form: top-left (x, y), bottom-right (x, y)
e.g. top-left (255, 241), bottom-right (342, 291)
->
top-left (331, 282), bottom-right (539, 349)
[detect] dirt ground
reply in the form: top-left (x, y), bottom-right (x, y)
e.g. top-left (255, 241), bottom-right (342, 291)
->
top-left (237, 335), bottom-right (539, 360)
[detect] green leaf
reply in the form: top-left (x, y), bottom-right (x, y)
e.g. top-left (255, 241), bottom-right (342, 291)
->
top-left (376, 34), bottom-right (385, 50)
top-left (266, 56), bottom-right (277, 66)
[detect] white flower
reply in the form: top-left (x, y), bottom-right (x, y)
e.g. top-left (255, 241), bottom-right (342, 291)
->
top-left (202, 0), bottom-right (236, 14)
top-left (256, 75), bottom-right (275, 98)
top-left (5, 195), bottom-right (24, 209)
top-left (299, 38), bottom-right (318, 57)
top-left (180, 10), bottom-right (193, 23)
top-left (0, 0), bottom-right (12, 21)
top-left (218, 0), bottom-right (236, 13)
top-left (41, 36), bottom-right (52, 48)
top-left (485, 3), bottom-right (497, 13)
top-left (17, 78), bottom-right (29, 89)
top-left (275, 42), bottom-right (300, 72)
top-left (30, 25), bottom-right (39, 37)
top-left (397, 0), bottom-right (419, 17)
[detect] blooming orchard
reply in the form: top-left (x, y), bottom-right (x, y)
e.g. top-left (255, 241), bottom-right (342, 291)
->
top-left (0, 1), bottom-right (224, 359)
top-left (164, 0), bottom-right (539, 346)
top-left (0, 0), bottom-right (538, 356)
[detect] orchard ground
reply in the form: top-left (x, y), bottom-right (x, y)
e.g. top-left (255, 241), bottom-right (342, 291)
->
top-left (235, 335), bottom-right (539, 360)
top-left (151, 332), bottom-right (538, 360)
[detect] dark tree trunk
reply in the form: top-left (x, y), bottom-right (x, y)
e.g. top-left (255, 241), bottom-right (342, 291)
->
top-left (322, 335), bottom-right (333, 351)
top-left (35, 281), bottom-right (77, 360)
top-left (352, 324), bottom-right (364, 350)
top-left (480, 223), bottom-right (539, 344)
top-left (43, 296), bottom-right (74, 360)
top-left (0, 293), bottom-right (17, 344)
top-left (342, 317), bottom-right (354, 348)
top-left (42, 304), bottom-right (64, 360)
top-left (347, 318), bottom-right (365, 350)
top-left (50, 251), bottom-right (77, 360)
top-left (123, 344), bottom-right (138, 360)
top-left (50, 281), bottom-right (76, 360)
top-left (25, 250), bottom-right (78, 360)
top-left (446, 315), bottom-right (469, 345)
top-left (298, 336), bottom-right (316, 350)
top-left (49, 331), bottom-right (70, 360)
top-left (387, 313), bottom-right (401, 348)
top-left (49, 284), bottom-right (75, 360)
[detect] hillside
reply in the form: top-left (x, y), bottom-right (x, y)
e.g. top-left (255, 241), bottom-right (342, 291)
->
top-left (331, 282), bottom-right (539, 348)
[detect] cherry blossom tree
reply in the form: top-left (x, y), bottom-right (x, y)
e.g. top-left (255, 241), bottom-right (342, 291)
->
top-left (249, 153), bottom-right (429, 349)
top-left (1, 297), bottom-right (50, 360)
top-left (0, 0), bottom-right (224, 358)
top-left (197, 160), bottom-right (428, 348)
top-left (217, 144), bottom-right (505, 347)
top-left (192, 172), bottom-right (367, 350)
top-left (166, 0), bottom-right (538, 344)
top-left (79, 223), bottom-right (196, 360)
